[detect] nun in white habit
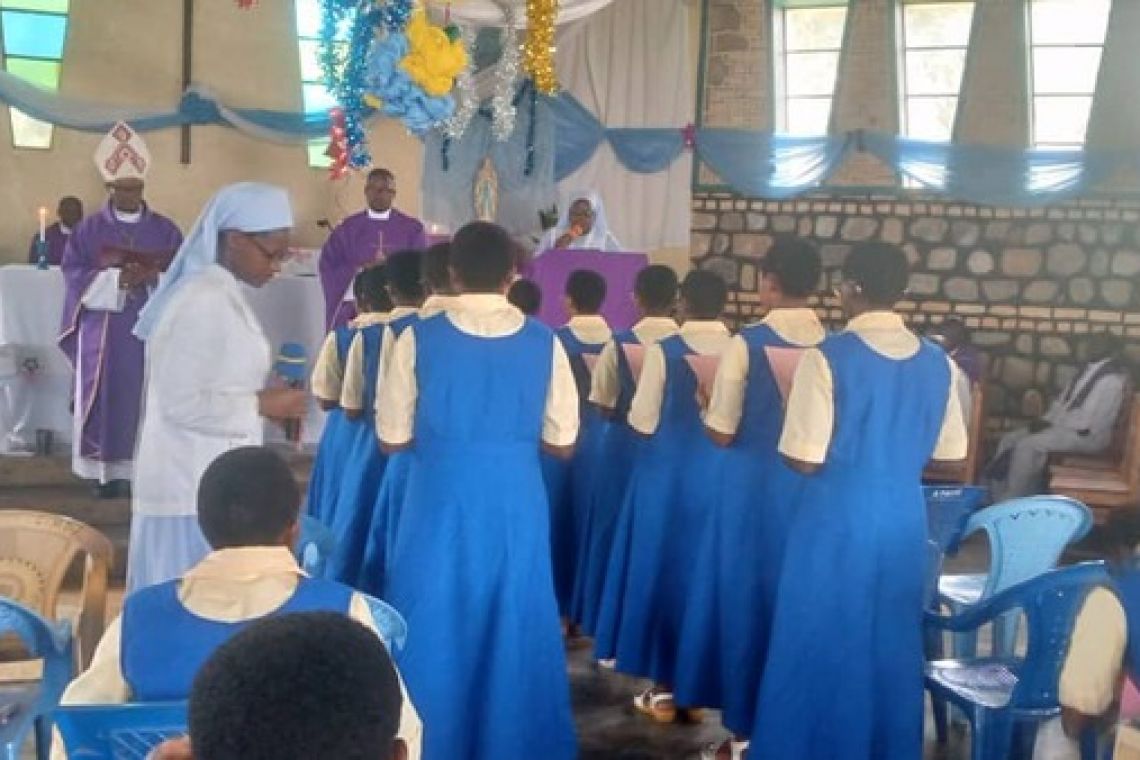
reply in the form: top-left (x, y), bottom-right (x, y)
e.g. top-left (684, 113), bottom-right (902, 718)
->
top-left (126, 182), bottom-right (307, 593)
top-left (536, 190), bottom-right (623, 254)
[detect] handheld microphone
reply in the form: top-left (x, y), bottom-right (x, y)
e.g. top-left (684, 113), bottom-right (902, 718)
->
top-left (273, 342), bottom-right (308, 443)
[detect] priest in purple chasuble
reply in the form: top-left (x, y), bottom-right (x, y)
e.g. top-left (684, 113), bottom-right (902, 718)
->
top-left (59, 122), bottom-right (183, 496)
top-left (318, 167), bottom-right (427, 329)
top-left (27, 196), bottom-right (83, 266)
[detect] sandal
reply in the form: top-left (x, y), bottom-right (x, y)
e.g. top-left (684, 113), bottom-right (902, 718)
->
top-left (698, 739), bottom-right (749, 760)
top-left (633, 687), bottom-right (677, 723)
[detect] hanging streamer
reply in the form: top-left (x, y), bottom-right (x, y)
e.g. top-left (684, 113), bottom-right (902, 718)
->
top-left (492, 8), bottom-right (521, 142)
top-left (522, 0), bottom-right (559, 94)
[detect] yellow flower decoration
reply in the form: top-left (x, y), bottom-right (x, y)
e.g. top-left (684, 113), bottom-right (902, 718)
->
top-left (400, 11), bottom-right (469, 98)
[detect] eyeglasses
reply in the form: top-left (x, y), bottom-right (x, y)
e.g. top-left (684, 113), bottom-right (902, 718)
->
top-left (244, 233), bottom-right (293, 264)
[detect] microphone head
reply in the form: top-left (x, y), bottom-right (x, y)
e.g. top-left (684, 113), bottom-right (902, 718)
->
top-left (274, 342), bottom-right (308, 383)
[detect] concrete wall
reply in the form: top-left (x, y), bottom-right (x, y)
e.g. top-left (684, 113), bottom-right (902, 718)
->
top-left (0, 1), bottom-right (423, 262)
top-left (694, 0), bottom-right (1140, 433)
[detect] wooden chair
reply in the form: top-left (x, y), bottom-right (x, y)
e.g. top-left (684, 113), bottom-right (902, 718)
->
top-left (1049, 394), bottom-right (1140, 522)
top-left (925, 382), bottom-right (986, 485)
top-left (0, 510), bottom-right (113, 671)
top-left (1051, 376), bottom-right (1135, 472)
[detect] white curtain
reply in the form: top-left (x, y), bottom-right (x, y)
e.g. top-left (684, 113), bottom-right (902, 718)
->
top-left (553, 0), bottom-right (694, 251)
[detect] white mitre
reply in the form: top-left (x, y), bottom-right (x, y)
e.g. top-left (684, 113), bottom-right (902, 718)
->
top-left (93, 121), bottom-right (151, 183)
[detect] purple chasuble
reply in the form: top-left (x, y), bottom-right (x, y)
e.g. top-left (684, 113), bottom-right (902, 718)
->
top-left (318, 209), bottom-right (427, 329)
top-left (27, 222), bottom-right (71, 266)
top-left (59, 203), bottom-right (183, 463)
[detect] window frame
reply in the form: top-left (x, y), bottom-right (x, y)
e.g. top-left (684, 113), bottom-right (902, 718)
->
top-left (294, 0), bottom-right (341, 169)
top-left (896, 0), bottom-right (975, 144)
top-left (0, 3), bottom-right (69, 150)
top-left (773, 2), bottom-right (849, 136)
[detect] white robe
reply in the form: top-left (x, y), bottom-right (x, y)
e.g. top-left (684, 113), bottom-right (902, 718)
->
top-left (990, 359), bottom-right (1127, 502)
top-left (127, 264), bottom-right (271, 591)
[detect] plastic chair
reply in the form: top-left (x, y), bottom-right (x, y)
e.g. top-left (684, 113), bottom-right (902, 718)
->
top-left (0, 598), bottom-right (73, 760)
top-left (925, 562), bottom-right (1109, 760)
top-left (361, 593), bottom-right (408, 652)
top-left (937, 495), bottom-right (1092, 657)
top-left (925, 485), bottom-right (989, 555)
top-left (0, 510), bottom-right (113, 670)
top-left (54, 702), bottom-right (188, 760)
top-left (294, 515), bottom-right (336, 578)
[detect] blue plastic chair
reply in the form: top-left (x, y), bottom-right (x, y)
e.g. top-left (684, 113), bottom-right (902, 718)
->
top-left (925, 485), bottom-right (989, 555)
top-left (0, 599), bottom-right (72, 760)
top-left (361, 593), bottom-right (408, 652)
top-left (294, 515), bottom-right (336, 577)
top-left (925, 562), bottom-right (1109, 760)
top-left (937, 495), bottom-right (1092, 658)
top-left (54, 702), bottom-right (188, 760)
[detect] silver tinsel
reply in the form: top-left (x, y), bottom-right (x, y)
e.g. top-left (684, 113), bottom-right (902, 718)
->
top-left (443, 25), bottom-right (478, 140)
top-left (492, 6), bottom-right (521, 142)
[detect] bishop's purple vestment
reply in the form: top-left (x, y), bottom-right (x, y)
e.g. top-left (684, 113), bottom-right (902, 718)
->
top-left (318, 209), bottom-right (427, 329)
top-left (59, 203), bottom-right (182, 472)
top-left (27, 222), bottom-right (72, 266)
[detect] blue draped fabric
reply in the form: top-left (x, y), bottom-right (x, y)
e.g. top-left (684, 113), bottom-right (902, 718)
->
top-left (861, 131), bottom-right (1125, 207)
top-left (422, 90), bottom-right (556, 237)
top-left (696, 129), bottom-right (851, 198)
top-left (608, 128), bottom-right (685, 173)
top-left (548, 93), bottom-right (605, 179)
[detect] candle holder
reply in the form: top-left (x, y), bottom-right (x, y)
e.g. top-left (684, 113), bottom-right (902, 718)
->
top-left (34, 238), bottom-right (49, 270)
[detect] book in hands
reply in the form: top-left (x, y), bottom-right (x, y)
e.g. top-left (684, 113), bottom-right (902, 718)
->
top-left (98, 246), bottom-right (176, 275)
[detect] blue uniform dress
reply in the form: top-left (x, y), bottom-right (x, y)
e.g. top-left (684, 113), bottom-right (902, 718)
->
top-left (674, 325), bottom-right (811, 733)
top-left (305, 325), bottom-right (357, 525)
top-left (593, 334), bottom-right (719, 686)
top-left (750, 334), bottom-right (952, 760)
top-left (571, 329), bottom-right (642, 634)
top-left (356, 312), bottom-right (420, 595)
top-left (327, 323), bottom-right (386, 584)
top-left (383, 315), bottom-right (576, 760)
top-left (542, 325), bottom-right (607, 617)
top-left (121, 576), bottom-right (352, 700)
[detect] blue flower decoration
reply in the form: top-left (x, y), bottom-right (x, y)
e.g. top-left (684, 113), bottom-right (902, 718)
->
top-left (365, 33), bottom-right (455, 136)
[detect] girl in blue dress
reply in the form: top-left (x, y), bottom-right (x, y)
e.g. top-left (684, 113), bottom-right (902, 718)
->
top-left (750, 241), bottom-right (967, 760)
top-left (331, 250), bottom-right (423, 585)
top-left (376, 222), bottom-right (580, 760)
top-left (305, 267), bottom-right (390, 528)
top-left (594, 270), bottom-right (733, 723)
top-left (674, 237), bottom-right (826, 760)
top-left (571, 265), bottom-right (679, 637)
top-left (544, 270), bottom-right (612, 631)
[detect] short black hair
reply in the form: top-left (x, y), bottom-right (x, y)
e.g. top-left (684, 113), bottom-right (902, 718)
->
top-left (761, 235), bottom-right (821, 298)
top-left (450, 221), bottom-right (513, 292)
top-left (189, 612), bottom-right (403, 760)
top-left (681, 270), bottom-right (727, 320)
top-left (634, 265), bottom-right (678, 314)
top-left (58, 196), bottom-right (82, 211)
top-left (842, 241), bottom-right (910, 306)
top-left (384, 249), bottom-right (425, 303)
top-left (422, 242), bottom-right (453, 294)
top-left (937, 317), bottom-right (970, 344)
top-left (197, 447), bottom-right (300, 550)
top-left (355, 265), bottom-right (393, 313)
top-left (565, 269), bottom-right (606, 314)
top-left (507, 278), bottom-right (542, 316)
top-left (367, 168), bottom-right (395, 184)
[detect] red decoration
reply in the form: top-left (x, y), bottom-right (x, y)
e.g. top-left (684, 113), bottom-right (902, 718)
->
top-left (235, 0), bottom-right (256, 8)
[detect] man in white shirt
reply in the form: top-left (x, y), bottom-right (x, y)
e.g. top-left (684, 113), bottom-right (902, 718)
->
top-left (987, 331), bottom-right (1129, 502)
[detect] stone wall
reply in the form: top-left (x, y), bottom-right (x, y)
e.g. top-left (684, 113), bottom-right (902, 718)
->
top-left (692, 191), bottom-right (1140, 433)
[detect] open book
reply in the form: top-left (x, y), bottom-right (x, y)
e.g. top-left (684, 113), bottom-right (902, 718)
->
top-left (764, 346), bottom-right (808, 404)
top-left (98, 246), bottom-right (176, 276)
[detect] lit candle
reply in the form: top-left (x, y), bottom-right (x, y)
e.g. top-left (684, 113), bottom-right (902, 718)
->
top-left (38, 207), bottom-right (46, 243)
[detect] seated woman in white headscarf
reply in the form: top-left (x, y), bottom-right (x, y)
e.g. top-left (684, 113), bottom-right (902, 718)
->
top-left (537, 191), bottom-right (623, 254)
top-left (126, 182), bottom-right (308, 593)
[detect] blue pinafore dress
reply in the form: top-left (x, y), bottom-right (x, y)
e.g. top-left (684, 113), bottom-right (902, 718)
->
top-left (750, 334), bottom-right (951, 759)
top-left (593, 334), bottom-right (719, 685)
top-left (355, 311), bottom-right (420, 595)
top-left (382, 314), bottom-right (577, 760)
top-left (327, 322), bottom-right (387, 584)
top-left (305, 325), bottom-right (357, 525)
top-left (542, 325), bottom-right (608, 616)
top-left (673, 325), bottom-right (813, 733)
top-left (570, 328), bottom-right (643, 634)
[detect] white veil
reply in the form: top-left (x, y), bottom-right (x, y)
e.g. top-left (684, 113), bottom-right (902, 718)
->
top-left (537, 190), bottom-right (621, 253)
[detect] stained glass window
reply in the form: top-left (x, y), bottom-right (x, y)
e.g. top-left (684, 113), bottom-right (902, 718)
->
top-left (1029, 0), bottom-right (1111, 149)
top-left (0, 0), bottom-right (69, 148)
top-left (774, 3), bottom-right (849, 135)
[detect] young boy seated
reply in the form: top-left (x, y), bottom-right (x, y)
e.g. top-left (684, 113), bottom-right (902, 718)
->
top-left (53, 446), bottom-right (421, 759)
top-left (178, 612), bottom-right (408, 760)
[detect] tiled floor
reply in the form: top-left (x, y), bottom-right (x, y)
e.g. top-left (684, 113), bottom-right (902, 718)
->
top-left (18, 538), bottom-right (996, 759)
